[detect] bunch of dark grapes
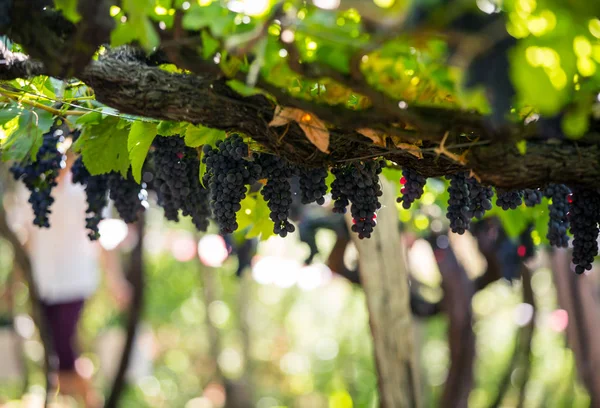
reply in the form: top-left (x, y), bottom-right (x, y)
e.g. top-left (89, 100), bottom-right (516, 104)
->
top-left (523, 189), bottom-right (543, 207)
top-left (544, 183), bottom-right (570, 248)
top-left (71, 157), bottom-right (109, 240)
top-left (349, 161), bottom-right (383, 239)
top-left (331, 162), bottom-right (383, 239)
top-left (466, 177), bottom-right (493, 219)
top-left (153, 136), bottom-right (210, 230)
top-left (108, 172), bottom-right (145, 223)
top-left (255, 153), bottom-right (296, 237)
top-left (298, 166), bottom-right (328, 205)
top-left (202, 135), bottom-right (261, 234)
top-left (569, 187), bottom-right (600, 274)
top-left (153, 136), bottom-right (190, 217)
top-left (397, 168), bottom-right (426, 209)
top-left (496, 189), bottom-right (523, 210)
top-left (10, 127), bottom-right (65, 228)
top-left (331, 167), bottom-right (351, 214)
top-left (446, 172), bottom-right (471, 234)
top-left (182, 151), bottom-right (211, 231)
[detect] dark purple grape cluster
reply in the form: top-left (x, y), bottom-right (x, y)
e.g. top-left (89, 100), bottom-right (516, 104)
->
top-left (544, 183), bottom-right (570, 248)
top-left (496, 189), bottom-right (523, 210)
top-left (331, 162), bottom-right (383, 239)
top-left (523, 188), bottom-right (543, 207)
top-left (71, 156), bottom-right (109, 240)
top-left (202, 135), bottom-right (261, 234)
top-left (153, 136), bottom-right (210, 230)
top-left (446, 172), bottom-right (471, 234)
top-left (298, 166), bottom-right (328, 205)
top-left (108, 172), bottom-right (145, 223)
top-left (569, 187), bottom-right (600, 274)
top-left (397, 168), bottom-right (426, 209)
top-left (466, 177), bottom-right (493, 219)
top-left (10, 126), bottom-right (65, 228)
top-left (255, 153), bottom-right (296, 237)
top-left (348, 161), bottom-right (383, 239)
top-left (331, 167), bottom-right (351, 214)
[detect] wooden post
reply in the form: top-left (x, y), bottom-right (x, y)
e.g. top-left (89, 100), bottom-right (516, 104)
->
top-left (346, 178), bottom-right (421, 408)
top-left (551, 248), bottom-right (600, 405)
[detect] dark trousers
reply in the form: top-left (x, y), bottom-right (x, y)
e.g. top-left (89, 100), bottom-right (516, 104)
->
top-left (40, 299), bottom-right (85, 371)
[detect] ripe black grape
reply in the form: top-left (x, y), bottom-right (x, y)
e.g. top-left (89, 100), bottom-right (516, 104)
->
top-left (397, 168), bottom-right (426, 209)
top-left (108, 172), bottom-right (145, 223)
top-left (202, 135), bottom-right (260, 234)
top-left (496, 189), bottom-right (523, 210)
top-left (298, 166), bottom-right (328, 205)
top-left (466, 177), bottom-right (493, 219)
top-left (10, 126), bottom-right (65, 228)
top-left (568, 187), bottom-right (600, 274)
top-left (523, 188), bottom-right (542, 207)
top-left (71, 156), bottom-right (109, 240)
top-left (446, 172), bottom-right (471, 234)
top-left (255, 153), bottom-right (296, 237)
top-left (544, 183), bottom-right (570, 248)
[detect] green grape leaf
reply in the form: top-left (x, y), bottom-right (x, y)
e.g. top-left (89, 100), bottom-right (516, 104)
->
top-left (237, 193), bottom-right (274, 241)
top-left (157, 121), bottom-right (186, 136)
top-left (182, 3), bottom-right (231, 36)
top-left (0, 105), bottom-right (23, 126)
top-left (562, 107), bottom-right (590, 139)
top-left (184, 125), bottom-right (226, 147)
top-left (315, 45), bottom-right (351, 74)
top-left (1, 109), bottom-right (53, 161)
top-left (76, 111), bottom-right (103, 125)
top-left (113, 0), bottom-right (159, 52)
top-left (199, 147), bottom-right (207, 186)
top-left (202, 31), bottom-right (221, 60)
top-left (111, 22), bottom-right (138, 47)
top-left (54, 0), bottom-right (81, 22)
top-left (128, 121), bottom-right (157, 183)
top-left (75, 117), bottom-right (130, 176)
top-left (516, 140), bottom-right (527, 155)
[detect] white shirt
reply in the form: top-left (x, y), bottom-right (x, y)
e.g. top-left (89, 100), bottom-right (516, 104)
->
top-left (19, 172), bottom-right (100, 304)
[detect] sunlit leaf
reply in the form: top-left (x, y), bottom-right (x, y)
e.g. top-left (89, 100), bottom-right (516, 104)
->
top-left (128, 121), bottom-right (157, 183)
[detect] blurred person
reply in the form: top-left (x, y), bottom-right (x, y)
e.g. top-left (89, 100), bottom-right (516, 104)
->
top-left (8, 150), bottom-right (132, 407)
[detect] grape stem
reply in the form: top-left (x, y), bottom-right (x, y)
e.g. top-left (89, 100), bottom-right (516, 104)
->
top-left (0, 89), bottom-right (88, 117)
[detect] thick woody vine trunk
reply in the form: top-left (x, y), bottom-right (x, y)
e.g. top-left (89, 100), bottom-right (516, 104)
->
top-left (346, 179), bottom-right (421, 408)
top-left (551, 249), bottom-right (600, 404)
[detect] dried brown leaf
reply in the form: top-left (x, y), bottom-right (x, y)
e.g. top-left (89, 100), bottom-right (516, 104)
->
top-left (396, 143), bottom-right (423, 159)
top-left (357, 128), bottom-right (387, 147)
top-left (269, 106), bottom-right (330, 153)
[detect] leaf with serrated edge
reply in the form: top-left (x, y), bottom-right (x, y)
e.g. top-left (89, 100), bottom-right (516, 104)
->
top-left (184, 125), bottom-right (226, 147)
top-left (1, 109), bottom-right (53, 161)
top-left (128, 121), bottom-right (157, 183)
top-left (78, 117), bottom-right (130, 177)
